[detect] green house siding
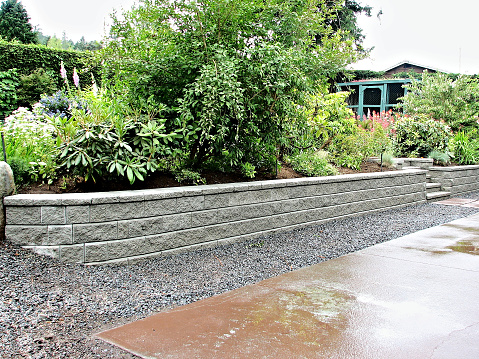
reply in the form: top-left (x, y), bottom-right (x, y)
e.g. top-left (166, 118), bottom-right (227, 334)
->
top-left (337, 79), bottom-right (412, 118)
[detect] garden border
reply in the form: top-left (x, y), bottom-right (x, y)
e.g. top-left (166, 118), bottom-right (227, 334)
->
top-left (4, 168), bottom-right (433, 265)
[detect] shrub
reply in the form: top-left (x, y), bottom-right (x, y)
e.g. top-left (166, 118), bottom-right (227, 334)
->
top-left (288, 151), bottom-right (338, 177)
top-left (428, 150), bottom-right (451, 166)
top-left (16, 68), bottom-right (57, 108)
top-left (0, 68), bottom-right (19, 118)
top-left (2, 105), bottom-right (58, 185)
top-left (39, 90), bottom-right (87, 119)
top-left (450, 131), bottom-right (479, 165)
top-left (102, 0), bottom-right (360, 172)
top-left (394, 114), bottom-right (451, 157)
top-left (399, 72), bottom-right (479, 131)
top-left (55, 89), bottom-right (184, 184)
top-left (284, 89), bottom-right (357, 156)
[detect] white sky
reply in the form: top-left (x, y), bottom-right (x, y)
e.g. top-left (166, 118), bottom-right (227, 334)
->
top-left (19, 0), bottom-right (479, 74)
top-left (353, 0), bottom-right (479, 74)
top-left (20, 0), bottom-right (138, 42)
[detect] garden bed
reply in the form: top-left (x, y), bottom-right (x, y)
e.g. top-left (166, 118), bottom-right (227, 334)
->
top-left (17, 161), bottom-right (392, 195)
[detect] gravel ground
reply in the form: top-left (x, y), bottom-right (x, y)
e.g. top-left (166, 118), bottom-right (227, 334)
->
top-left (2, 192), bottom-right (479, 358)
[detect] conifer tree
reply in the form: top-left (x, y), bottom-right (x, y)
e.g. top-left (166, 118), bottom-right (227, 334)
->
top-left (0, 0), bottom-right (37, 44)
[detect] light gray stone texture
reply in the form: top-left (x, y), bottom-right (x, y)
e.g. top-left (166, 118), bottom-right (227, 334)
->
top-left (176, 195), bottom-right (205, 212)
top-left (0, 161), bottom-right (15, 197)
top-left (46, 225), bottom-right (73, 245)
top-left (66, 205), bottom-right (90, 224)
top-left (73, 222), bottom-right (117, 243)
top-left (41, 206), bottom-right (66, 225)
top-left (6, 206), bottom-right (41, 225)
top-left (90, 201), bottom-right (144, 222)
top-left (84, 242), bottom-right (110, 263)
top-left (108, 237), bottom-right (150, 259)
top-left (5, 225), bottom-right (47, 245)
top-left (127, 217), bottom-right (164, 237)
top-left (143, 198), bottom-right (177, 217)
top-left (60, 244), bottom-right (84, 263)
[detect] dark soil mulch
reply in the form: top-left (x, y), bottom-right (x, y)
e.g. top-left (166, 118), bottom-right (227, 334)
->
top-left (16, 161), bottom-right (394, 195)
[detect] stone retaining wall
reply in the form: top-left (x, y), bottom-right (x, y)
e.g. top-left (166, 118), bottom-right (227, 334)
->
top-left (428, 165), bottom-right (479, 194)
top-left (4, 169), bottom-right (427, 265)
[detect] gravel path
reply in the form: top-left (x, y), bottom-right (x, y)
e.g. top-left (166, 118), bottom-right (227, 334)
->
top-left (2, 192), bottom-right (479, 358)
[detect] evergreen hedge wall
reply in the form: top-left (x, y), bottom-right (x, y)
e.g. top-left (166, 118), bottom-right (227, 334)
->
top-left (0, 40), bottom-right (101, 90)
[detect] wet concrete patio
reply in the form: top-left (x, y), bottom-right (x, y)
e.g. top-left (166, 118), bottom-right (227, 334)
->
top-left (97, 208), bottom-right (479, 359)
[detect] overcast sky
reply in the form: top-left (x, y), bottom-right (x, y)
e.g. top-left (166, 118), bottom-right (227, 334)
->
top-left (21, 0), bottom-right (137, 42)
top-left (19, 0), bottom-right (479, 74)
top-left (354, 0), bottom-right (479, 74)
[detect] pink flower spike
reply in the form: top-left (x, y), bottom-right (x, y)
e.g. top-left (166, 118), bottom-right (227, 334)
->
top-left (73, 68), bottom-right (80, 88)
top-left (60, 61), bottom-right (67, 80)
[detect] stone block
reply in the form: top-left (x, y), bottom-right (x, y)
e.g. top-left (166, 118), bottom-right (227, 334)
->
top-left (162, 213), bottom-right (191, 232)
top-left (108, 237), bottom-right (150, 259)
top-left (29, 245), bottom-right (59, 259)
top-left (90, 201), bottom-right (144, 222)
top-left (6, 206), bottom-right (41, 225)
top-left (127, 217), bottom-right (164, 237)
top-left (176, 195), bottom-right (205, 212)
top-left (73, 222), bottom-right (117, 243)
top-left (143, 198), bottom-right (177, 217)
top-left (190, 209), bottom-right (219, 228)
top-left (204, 193), bottom-right (231, 209)
top-left (60, 244), bottom-right (84, 263)
top-left (41, 206), bottom-right (66, 225)
top-left (66, 205), bottom-right (90, 224)
top-left (46, 225), bottom-right (73, 245)
top-left (5, 225), bottom-right (47, 245)
top-left (85, 242), bottom-right (110, 263)
top-left (61, 193), bottom-right (92, 206)
top-left (117, 221), bottom-right (130, 240)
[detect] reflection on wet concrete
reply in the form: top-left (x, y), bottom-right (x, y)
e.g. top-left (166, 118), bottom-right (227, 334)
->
top-left (97, 213), bottom-right (479, 359)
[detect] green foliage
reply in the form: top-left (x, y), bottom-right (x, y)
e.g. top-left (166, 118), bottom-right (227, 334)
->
top-left (381, 152), bottom-right (395, 168)
top-left (240, 162), bottom-right (256, 179)
top-left (449, 131), bottom-right (479, 165)
top-left (103, 0), bottom-right (361, 172)
top-left (55, 89), bottom-right (183, 184)
top-left (0, 0), bottom-right (37, 44)
top-left (0, 68), bottom-right (18, 118)
top-left (284, 88), bottom-right (357, 155)
top-left (16, 68), bottom-right (56, 107)
top-left (0, 40), bottom-right (101, 90)
top-left (331, 121), bottom-right (392, 170)
top-left (428, 150), bottom-right (451, 166)
top-left (399, 72), bottom-right (479, 131)
top-left (323, 0), bottom-right (372, 52)
top-left (2, 105), bottom-right (58, 185)
top-left (7, 154), bottom-right (30, 185)
top-left (173, 169), bottom-right (206, 185)
top-left (288, 151), bottom-right (338, 177)
top-left (394, 114), bottom-right (451, 158)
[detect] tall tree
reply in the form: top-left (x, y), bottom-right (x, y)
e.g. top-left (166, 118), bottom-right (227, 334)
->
top-left (323, 1), bottom-right (372, 52)
top-left (0, 0), bottom-right (37, 44)
top-left (103, 0), bottom-right (362, 168)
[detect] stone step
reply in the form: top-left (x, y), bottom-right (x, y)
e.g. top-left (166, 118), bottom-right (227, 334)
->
top-left (426, 182), bottom-right (442, 194)
top-left (426, 191), bottom-right (451, 201)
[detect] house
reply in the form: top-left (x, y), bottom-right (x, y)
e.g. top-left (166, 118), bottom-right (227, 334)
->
top-left (383, 61), bottom-right (438, 77)
top-left (337, 61), bottom-right (442, 117)
top-left (336, 78), bottom-right (412, 117)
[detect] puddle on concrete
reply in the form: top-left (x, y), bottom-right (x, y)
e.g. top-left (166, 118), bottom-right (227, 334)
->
top-left (402, 236), bottom-right (479, 256)
top-left (244, 285), bottom-right (355, 347)
top-left (442, 223), bottom-right (479, 234)
top-left (447, 240), bottom-right (479, 255)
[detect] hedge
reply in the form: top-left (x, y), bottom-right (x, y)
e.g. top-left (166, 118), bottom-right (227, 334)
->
top-left (0, 40), bottom-right (101, 90)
